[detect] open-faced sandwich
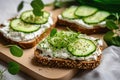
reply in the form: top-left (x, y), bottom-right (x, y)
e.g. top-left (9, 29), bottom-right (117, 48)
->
top-left (34, 29), bottom-right (103, 69)
top-left (57, 6), bottom-right (111, 34)
top-left (0, 10), bottom-right (55, 49)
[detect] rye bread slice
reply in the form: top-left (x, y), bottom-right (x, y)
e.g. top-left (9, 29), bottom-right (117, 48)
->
top-left (34, 49), bottom-right (102, 69)
top-left (57, 18), bottom-right (109, 35)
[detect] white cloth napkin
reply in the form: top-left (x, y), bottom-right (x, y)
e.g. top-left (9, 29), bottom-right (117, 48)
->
top-left (73, 46), bottom-right (120, 80)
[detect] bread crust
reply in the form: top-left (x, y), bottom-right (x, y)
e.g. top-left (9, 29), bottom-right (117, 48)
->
top-left (57, 18), bottom-right (109, 35)
top-left (0, 23), bottom-right (55, 49)
top-left (34, 49), bottom-right (101, 69)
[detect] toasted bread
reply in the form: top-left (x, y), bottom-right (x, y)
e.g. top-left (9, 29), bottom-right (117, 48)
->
top-left (34, 49), bottom-right (102, 69)
top-left (57, 18), bottom-right (109, 35)
top-left (0, 23), bottom-right (55, 49)
top-left (34, 30), bottom-right (103, 69)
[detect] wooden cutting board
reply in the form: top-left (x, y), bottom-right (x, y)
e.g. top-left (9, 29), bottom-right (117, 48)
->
top-left (0, 6), bottom-right (106, 80)
top-left (0, 6), bottom-right (79, 80)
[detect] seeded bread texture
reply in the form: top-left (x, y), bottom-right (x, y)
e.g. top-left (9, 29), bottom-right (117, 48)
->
top-left (34, 49), bottom-right (102, 69)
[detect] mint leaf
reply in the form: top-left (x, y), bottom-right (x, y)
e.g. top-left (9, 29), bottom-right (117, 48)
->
top-left (8, 62), bottom-right (20, 75)
top-left (33, 9), bottom-right (43, 16)
top-left (104, 31), bottom-right (120, 46)
top-left (50, 28), bottom-right (57, 37)
top-left (9, 45), bottom-right (23, 57)
top-left (106, 20), bottom-right (119, 30)
top-left (17, 1), bottom-right (24, 12)
top-left (31, 0), bottom-right (44, 16)
top-left (31, 0), bottom-right (44, 10)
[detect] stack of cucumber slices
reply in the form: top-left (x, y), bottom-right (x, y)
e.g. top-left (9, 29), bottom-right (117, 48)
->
top-left (10, 10), bottom-right (50, 33)
top-left (62, 6), bottom-right (110, 24)
top-left (40, 30), bottom-right (97, 57)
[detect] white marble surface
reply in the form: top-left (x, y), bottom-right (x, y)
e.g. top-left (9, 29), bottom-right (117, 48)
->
top-left (0, 0), bottom-right (120, 80)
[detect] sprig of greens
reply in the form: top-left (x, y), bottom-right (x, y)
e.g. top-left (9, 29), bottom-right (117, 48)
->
top-left (0, 45), bottom-right (23, 79)
top-left (104, 13), bottom-right (120, 46)
top-left (106, 20), bottom-right (119, 30)
top-left (8, 45), bottom-right (22, 74)
top-left (0, 69), bottom-right (6, 80)
top-left (17, 0), bottom-right (45, 16)
top-left (31, 0), bottom-right (44, 16)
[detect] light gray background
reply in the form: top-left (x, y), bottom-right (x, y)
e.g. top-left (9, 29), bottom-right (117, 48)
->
top-left (0, 0), bottom-right (120, 80)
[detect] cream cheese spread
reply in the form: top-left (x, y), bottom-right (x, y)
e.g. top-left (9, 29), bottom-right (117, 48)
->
top-left (37, 34), bottom-right (103, 61)
top-left (0, 16), bottom-right (53, 42)
top-left (58, 15), bottom-right (106, 29)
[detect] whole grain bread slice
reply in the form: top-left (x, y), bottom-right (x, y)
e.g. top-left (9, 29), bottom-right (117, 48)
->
top-left (34, 49), bottom-right (102, 69)
top-left (0, 22), bottom-right (55, 49)
top-left (57, 18), bottom-right (109, 35)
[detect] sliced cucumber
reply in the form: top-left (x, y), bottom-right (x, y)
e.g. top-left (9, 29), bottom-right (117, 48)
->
top-left (20, 10), bottom-right (50, 24)
top-left (62, 6), bottom-right (78, 19)
top-left (75, 6), bottom-right (98, 17)
top-left (83, 11), bottom-right (110, 24)
top-left (68, 38), bottom-right (96, 57)
top-left (10, 19), bottom-right (40, 33)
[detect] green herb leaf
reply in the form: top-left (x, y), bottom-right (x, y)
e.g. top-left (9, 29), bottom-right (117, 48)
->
top-left (104, 31), bottom-right (120, 46)
top-left (8, 62), bottom-right (20, 75)
top-left (106, 20), bottom-right (119, 30)
top-left (50, 28), bottom-right (57, 37)
top-left (104, 31), bottom-right (114, 45)
top-left (31, 0), bottom-right (44, 16)
top-left (112, 36), bottom-right (120, 46)
top-left (17, 1), bottom-right (24, 12)
top-left (9, 45), bottom-right (23, 57)
top-left (33, 9), bottom-right (43, 16)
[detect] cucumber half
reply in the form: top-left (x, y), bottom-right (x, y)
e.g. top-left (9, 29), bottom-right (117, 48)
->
top-left (68, 38), bottom-right (96, 57)
top-left (75, 6), bottom-right (98, 17)
top-left (62, 6), bottom-right (78, 19)
top-left (20, 10), bottom-right (50, 24)
top-left (83, 11), bottom-right (110, 24)
top-left (10, 19), bottom-right (40, 33)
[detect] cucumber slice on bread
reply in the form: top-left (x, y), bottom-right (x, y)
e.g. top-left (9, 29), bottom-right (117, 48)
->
top-left (75, 6), bottom-right (98, 17)
top-left (68, 38), bottom-right (96, 57)
top-left (10, 19), bottom-right (40, 33)
top-left (62, 6), bottom-right (78, 19)
top-left (83, 11), bottom-right (110, 24)
top-left (20, 10), bottom-right (50, 24)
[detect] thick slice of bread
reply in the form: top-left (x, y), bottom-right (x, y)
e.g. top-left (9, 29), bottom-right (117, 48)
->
top-left (57, 18), bottom-right (109, 35)
top-left (34, 48), bottom-right (102, 69)
top-left (0, 22), bottom-right (55, 49)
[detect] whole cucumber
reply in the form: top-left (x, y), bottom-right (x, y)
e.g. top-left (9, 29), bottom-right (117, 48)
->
top-left (76, 0), bottom-right (120, 12)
